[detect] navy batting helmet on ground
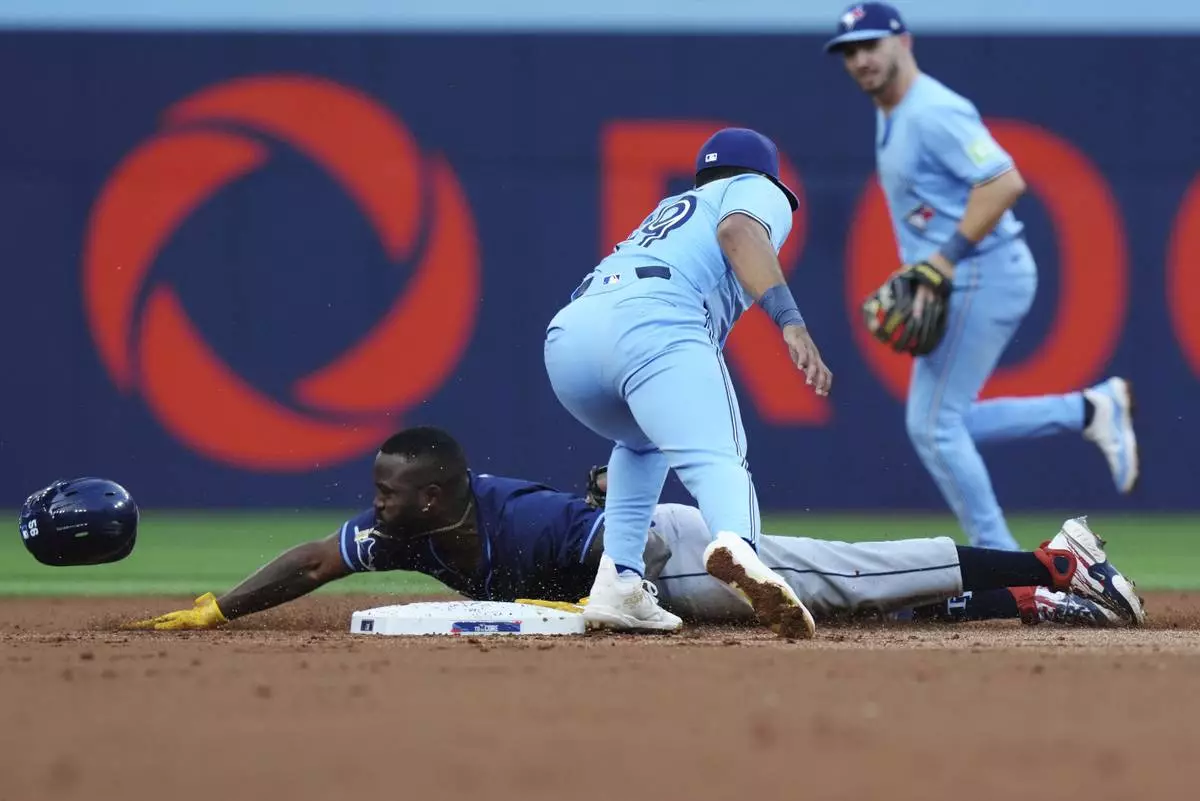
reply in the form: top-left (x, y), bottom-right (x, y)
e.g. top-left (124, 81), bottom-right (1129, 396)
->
top-left (19, 478), bottom-right (139, 566)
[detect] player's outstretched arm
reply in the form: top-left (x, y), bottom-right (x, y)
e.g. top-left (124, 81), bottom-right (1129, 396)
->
top-left (215, 532), bottom-right (351, 619)
top-left (122, 533), bottom-right (350, 631)
top-left (717, 213), bottom-right (833, 395)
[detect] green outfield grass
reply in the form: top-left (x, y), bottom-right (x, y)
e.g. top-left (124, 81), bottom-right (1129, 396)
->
top-left (0, 511), bottom-right (1196, 596)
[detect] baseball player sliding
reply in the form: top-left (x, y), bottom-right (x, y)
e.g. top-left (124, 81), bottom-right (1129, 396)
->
top-left (831, 3), bottom-right (1139, 552)
top-left (544, 127), bottom-right (832, 637)
top-left (123, 426), bottom-right (1146, 633)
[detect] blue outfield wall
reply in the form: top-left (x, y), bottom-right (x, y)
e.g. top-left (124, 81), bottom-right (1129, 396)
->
top-left (1, 32), bottom-right (1198, 512)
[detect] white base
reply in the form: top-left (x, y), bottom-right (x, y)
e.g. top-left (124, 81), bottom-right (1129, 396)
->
top-left (349, 600), bottom-right (586, 637)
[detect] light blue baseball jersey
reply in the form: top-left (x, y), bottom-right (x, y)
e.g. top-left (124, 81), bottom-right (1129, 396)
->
top-left (587, 174), bottom-right (794, 347)
top-left (875, 74), bottom-right (1024, 264)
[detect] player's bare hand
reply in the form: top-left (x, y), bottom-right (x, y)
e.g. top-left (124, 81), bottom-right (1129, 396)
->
top-left (909, 257), bottom-right (954, 321)
top-left (782, 325), bottom-right (832, 396)
top-left (121, 592), bottom-right (229, 631)
top-left (912, 284), bottom-right (937, 321)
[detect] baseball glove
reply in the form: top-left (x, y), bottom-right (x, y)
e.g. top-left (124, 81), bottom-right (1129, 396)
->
top-left (861, 262), bottom-right (951, 357)
top-left (585, 464), bottom-right (607, 508)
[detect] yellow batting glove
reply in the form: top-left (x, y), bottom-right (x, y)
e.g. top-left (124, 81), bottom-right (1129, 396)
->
top-left (122, 592), bottom-right (229, 631)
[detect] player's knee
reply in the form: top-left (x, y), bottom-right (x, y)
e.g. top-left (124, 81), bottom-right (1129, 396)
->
top-left (906, 419), bottom-right (935, 461)
top-left (905, 404), bottom-right (930, 451)
top-left (906, 407), bottom-right (964, 460)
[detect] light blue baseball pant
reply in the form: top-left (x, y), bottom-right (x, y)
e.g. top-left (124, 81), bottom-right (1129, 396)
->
top-left (544, 280), bottom-right (759, 576)
top-left (906, 238), bottom-right (1084, 551)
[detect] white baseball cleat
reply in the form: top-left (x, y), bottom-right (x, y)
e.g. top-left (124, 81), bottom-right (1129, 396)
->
top-left (703, 531), bottom-right (816, 639)
top-left (1083, 376), bottom-right (1139, 494)
top-left (1037, 517), bottom-right (1146, 626)
top-left (582, 555), bottom-right (682, 633)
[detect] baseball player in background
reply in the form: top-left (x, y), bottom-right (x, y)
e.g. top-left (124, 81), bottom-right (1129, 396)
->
top-left (543, 128), bottom-right (833, 637)
top-left (120, 427), bottom-right (1146, 632)
top-left (825, 3), bottom-right (1139, 552)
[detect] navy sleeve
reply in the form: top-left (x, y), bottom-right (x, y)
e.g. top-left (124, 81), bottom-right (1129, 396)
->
top-left (337, 509), bottom-right (390, 572)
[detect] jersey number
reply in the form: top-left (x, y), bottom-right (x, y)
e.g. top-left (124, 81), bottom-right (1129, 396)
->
top-left (619, 195), bottom-right (697, 250)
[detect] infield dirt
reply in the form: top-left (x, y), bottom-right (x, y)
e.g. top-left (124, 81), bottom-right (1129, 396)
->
top-left (2, 592), bottom-right (1198, 801)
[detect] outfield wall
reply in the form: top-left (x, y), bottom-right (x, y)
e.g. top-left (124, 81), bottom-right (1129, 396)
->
top-left (1, 25), bottom-right (1197, 511)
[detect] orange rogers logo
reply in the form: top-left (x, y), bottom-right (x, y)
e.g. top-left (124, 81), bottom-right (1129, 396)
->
top-left (82, 74), bottom-right (480, 471)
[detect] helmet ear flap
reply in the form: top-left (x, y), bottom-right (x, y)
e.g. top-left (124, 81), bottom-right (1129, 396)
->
top-left (19, 481), bottom-right (62, 563)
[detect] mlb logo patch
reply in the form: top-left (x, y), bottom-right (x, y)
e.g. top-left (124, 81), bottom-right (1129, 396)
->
top-left (602, 274), bottom-right (622, 285)
top-left (905, 204), bottom-right (935, 231)
top-left (704, 152), bottom-right (718, 163)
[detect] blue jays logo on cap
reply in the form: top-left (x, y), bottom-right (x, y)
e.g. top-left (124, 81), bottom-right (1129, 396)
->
top-left (841, 5), bottom-right (867, 29)
top-left (824, 2), bottom-right (907, 53)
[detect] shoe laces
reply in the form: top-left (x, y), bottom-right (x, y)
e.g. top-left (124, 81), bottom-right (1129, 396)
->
top-left (1040, 594), bottom-right (1095, 624)
top-left (614, 572), bottom-right (661, 602)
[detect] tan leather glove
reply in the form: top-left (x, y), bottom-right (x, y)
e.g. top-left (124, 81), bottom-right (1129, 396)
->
top-left (122, 592), bottom-right (229, 631)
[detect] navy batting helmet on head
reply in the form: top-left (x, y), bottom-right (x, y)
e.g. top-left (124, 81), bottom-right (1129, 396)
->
top-left (19, 478), bottom-right (139, 566)
top-left (694, 127), bottom-right (799, 211)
